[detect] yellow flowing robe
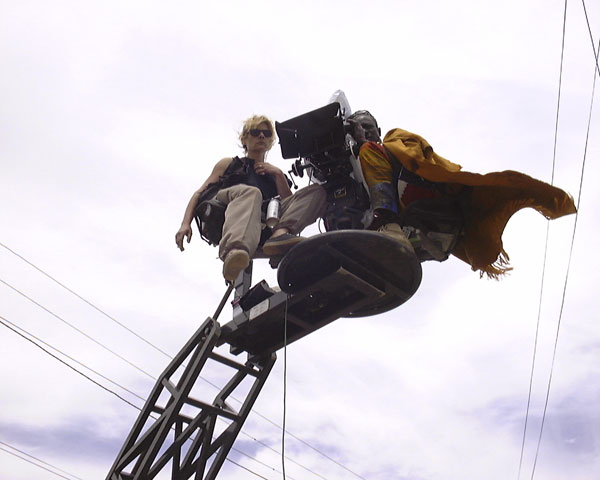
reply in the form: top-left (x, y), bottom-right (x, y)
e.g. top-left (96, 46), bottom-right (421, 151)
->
top-left (360, 128), bottom-right (577, 278)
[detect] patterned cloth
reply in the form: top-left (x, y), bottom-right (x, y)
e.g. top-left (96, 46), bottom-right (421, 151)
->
top-left (359, 128), bottom-right (577, 278)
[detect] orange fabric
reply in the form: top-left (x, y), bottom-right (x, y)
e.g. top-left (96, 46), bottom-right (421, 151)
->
top-left (361, 128), bottom-right (577, 278)
top-left (359, 141), bottom-right (436, 209)
top-left (360, 142), bottom-right (395, 185)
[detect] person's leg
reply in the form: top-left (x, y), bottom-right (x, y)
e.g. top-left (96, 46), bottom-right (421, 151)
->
top-left (263, 184), bottom-right (327, 255)
top-left (276, 184), bottom-right (327, 234)
top-left (359, 142), bottom-right (400, 227)
top-left (359, 143), bottom-right (413, 252)
top-left (216, 184), bottom-right (263, 280)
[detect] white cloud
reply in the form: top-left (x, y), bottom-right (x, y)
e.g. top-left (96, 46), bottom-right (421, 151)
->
top-left (1, 0), bottom-right (598, 479)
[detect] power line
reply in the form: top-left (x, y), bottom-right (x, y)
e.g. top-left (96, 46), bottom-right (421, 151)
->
top-left (551, 0), bottom-right (569, 187)
top-left (0, 277), bottom-right (157, 380)
top-left (0, 315), bottom-right (147, 403)
top-left (0, 444), bottom-right (83, 480)
top-left (0, 302), bottom-right (326, 480)
top-left (226, 459), bottom-right (270, 480)
top-left (581, 0), bottom-right (600, 78)
top-left (517, 3), bottom-right (569, 478)
top-left (0, 314), bottom-right (289, 480)
top-left (530, 30), bottom-right (598, 480)
top-left (0, 297), bottom-right (323, 480)
top-left (0, 242), bottom-right (217, 391)
top-left (0, 439), bottom-right (271, 480)
top-left (282, 295), bottom-right (289, 480)
top-left (521, 3), bottom-right (598, 478)
top-left (0, 241), bottom-right (368, 480)
top-left (0, 311), bottom-right (318, 480)
top-left (2, 318), bottom-right (295, 477)
top-left (0, 314), bottom-right (292, 479)
top-left (0, 315), bottom-right (142, 410)
top-left (0, 440), bottom-right (84, 480)
top-left (249, 407), bottom-right (367, 480)
top-left (0, 241), bottom-right (175, 359)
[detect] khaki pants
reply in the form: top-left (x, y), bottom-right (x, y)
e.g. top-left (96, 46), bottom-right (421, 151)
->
top-left (216, 183), bottom-right (327, 259)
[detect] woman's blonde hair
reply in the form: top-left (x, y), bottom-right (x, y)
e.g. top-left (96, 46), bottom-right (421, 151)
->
top-left (239, 115), bottom-right (277, 152)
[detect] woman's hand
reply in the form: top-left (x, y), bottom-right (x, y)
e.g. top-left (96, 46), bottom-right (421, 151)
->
top-left (175, 224), bottom-right (192, 251)
top-left (255, 161), bottom-right (292, 198)
top-left (254, 162), bottom-right (281, 177)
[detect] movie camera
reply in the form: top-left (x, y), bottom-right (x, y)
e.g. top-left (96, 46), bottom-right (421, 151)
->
top-left (275, 102), bottom-right (371, 231)
top-left (195, 101), bottom-right (465, 263)
top-left (276, 102), bottom-right (466, 262)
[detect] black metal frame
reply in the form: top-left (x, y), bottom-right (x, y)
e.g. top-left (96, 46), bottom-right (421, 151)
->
top-left (107, 232), bottom-right (421, 479)
top-left (108, 100), bottom-right (463, 480)
top-left (106, 309), bottom-right (275, 480)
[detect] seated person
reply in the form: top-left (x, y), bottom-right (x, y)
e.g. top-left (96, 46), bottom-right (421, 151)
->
top-left (347, 110), bottom-right (576, 278)
top-left (175, 115), bottom-right (326, 282)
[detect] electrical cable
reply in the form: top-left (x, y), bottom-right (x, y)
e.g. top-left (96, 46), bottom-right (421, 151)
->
top-left (2, 11), bottom-right (594, 480)
top-left (226, 459), bottom-right (270, 480)
top-left (0, 242), bottom-right (368, 480)
top-left (0, 446), bottom-right (77, 480)
top-left (0, 303), bottom-right (318, 480)
top-left (0, 285), bottom-right (297, 475)
top-left (529, 34), bottom-right (598, 480)
top-left (550, 0), bottom-right (568, 187)
top-left (517, 4), bottom-right (569, 478)
top-left (0, 316), bottom-right (147, 403)
top-left (517, 223), bottom-right (550, 480)
top-left (0, 314), bottom-right (288, 480)
top-left (0, 315), bottom-right (142, 410)
top-left (281, 294), bottom-right (289, 480)
top-left (0, 441), bottom-right (84, 480)
top-left (0, 278), bottom-right (156, 380)
top-left (248, 407), bottom-right (368, 480)
top-left (581, 0), bottom-right (600, 78)
top-left (0, 241), bottom-right (174, 359)
top-left (516, 2), bottom-right (569, 479)
top-left (0, 320), bottom-right (295, 480)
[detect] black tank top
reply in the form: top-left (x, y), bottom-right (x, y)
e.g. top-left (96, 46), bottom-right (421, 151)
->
top-left (230, 156), bottom-right (278, 200)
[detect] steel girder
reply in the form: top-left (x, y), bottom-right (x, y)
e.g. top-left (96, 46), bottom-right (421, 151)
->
top-left (106, 316), bottom-right (276, 480)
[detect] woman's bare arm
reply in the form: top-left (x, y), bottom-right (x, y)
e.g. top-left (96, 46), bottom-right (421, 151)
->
top-left (175, 157), bottom-right (232, 251)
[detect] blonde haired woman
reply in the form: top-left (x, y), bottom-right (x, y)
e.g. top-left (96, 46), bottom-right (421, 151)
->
top-left (175, 115), bottom-right (326, 282)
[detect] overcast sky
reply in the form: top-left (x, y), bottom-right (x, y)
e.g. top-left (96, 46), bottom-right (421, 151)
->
top-left (1, 1), bottom-right (599, 479)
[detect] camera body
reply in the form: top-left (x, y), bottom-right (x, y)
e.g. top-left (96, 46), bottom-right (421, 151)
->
top-left (276, 102), bottom-right (466, 262)
top-left (276, 102), bottom-right (370, 232)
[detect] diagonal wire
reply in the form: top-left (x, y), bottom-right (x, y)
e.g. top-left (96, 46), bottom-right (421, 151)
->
top-left (0, 441), bottom-right (84, 480)
top-left (0, 310), bottom-right (318, 480)
top-left (0, 314), bottom-right (291, 480)
top-left (0, 241), bottom-right (174, 359)
top-left (581, 0), bottom-right (600, 78)
top-left (0, 315), bottom-right (146, 402)
top-left (0, 281), bottom-right (326, 480)
top-left (517, 224), bottom-right (551, 480)
top-left (282, 294), bottom-right (289, 480)
top-left (550, 0), bottom-right (568, 187)
top-left (0, 277), bottom-right (157, 380)
top-left (0, 445), bottom-right (78, 480)
top-left (530, 33), bottom-right (598, 480)
top-left (0, 241), bottom-right (369, 480)
top-left (0, 315), bottom-right (142, 410)
top-left (517, 2), bottom-right (568, 479)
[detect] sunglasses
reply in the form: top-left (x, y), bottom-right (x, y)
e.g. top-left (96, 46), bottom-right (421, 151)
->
top-left (248, 128), bottom-right (273, 138)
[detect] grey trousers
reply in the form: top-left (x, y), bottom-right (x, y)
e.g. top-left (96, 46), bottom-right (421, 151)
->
top-left (215, 183), bottom-right (327, 259)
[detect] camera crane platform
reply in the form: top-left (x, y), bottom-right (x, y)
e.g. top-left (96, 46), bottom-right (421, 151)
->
top-left (107, 98), bottom-right (465, 480)
top-left (106, 230), bottom-right (421, 480)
